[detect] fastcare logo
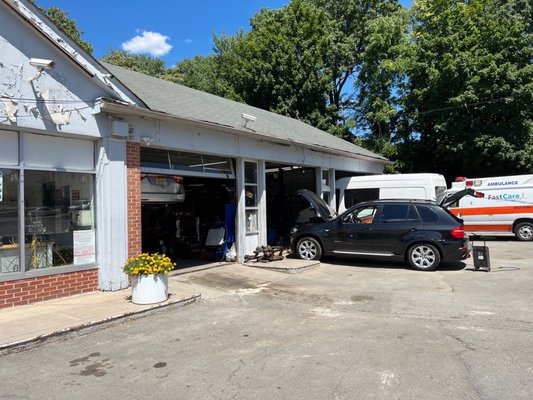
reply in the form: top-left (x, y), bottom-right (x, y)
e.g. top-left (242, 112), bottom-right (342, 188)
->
top-left (487, 193), bottom-right (525, 200)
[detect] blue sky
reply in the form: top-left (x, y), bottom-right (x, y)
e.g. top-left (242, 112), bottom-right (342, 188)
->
top-left (37, 0), bottom-right (290, 66)
top-left (38, 1), bottom-right (411, 67)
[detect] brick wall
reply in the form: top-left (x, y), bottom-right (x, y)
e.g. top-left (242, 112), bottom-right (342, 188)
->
top-left (0, 269), bottom-right (98, 308)
top-left (127, 141), bottom-right (142, 258)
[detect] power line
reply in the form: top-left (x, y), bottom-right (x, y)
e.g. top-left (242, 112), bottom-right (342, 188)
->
top-left (1, 96), bottom-right (96, 105)
top-left (413, 92), bottom-right (532, 116)
top-left (2, 91), bottom-right (531, 118)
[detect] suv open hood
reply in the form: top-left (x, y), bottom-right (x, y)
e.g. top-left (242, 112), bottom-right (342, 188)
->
top-left (439, 188), bottom-right (484, 208)
top-left (296, 189), bottom-right (337, 222)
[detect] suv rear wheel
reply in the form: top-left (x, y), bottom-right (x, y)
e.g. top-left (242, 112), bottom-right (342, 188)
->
top-left (296, 237), bottom-right (322, 260)
top-left (407, 243), bottom-right (440, 271)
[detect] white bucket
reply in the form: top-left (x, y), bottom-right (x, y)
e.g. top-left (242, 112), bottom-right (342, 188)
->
top-left (131, 274), bottom-right (168, 304)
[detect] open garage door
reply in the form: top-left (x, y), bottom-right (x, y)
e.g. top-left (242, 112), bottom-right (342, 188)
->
top-left (140, 148), bottom-right (236, 267)
top-left (265, 163), bottom-right (317, 246)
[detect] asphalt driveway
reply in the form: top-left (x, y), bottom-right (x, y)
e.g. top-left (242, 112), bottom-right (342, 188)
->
top-left (1, 238), bottom-right (531, 400)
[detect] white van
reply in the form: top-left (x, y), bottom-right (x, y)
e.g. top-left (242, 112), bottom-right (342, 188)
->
top-left (446, 174), bottom-right (533, 241)
top-left (336, 173), bottom-right (448, 213)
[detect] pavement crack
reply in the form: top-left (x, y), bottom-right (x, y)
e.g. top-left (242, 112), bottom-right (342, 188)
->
top-left (446, 332), bottom-right (476, 352)
top-left (227, 358), bottom-right (246, 382)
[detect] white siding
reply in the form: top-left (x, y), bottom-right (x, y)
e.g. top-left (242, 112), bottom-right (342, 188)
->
top-left (0, 130), bottom-right (19, 165)
top-left (24, 133), bottom-right (95, 170)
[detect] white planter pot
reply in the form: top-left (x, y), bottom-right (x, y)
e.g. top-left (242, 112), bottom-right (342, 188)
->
top-left (131, 274), bottom-right (168, 305)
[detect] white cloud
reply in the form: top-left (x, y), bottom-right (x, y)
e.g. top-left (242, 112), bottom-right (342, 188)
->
top-left (122, 31), bottom-right (172, 57)
top-left (184, 38), bottom-right (193, 44)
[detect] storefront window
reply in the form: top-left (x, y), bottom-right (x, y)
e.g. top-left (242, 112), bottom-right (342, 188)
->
top-left (0, 169), bottom-right (20, 273)
top-left (24, 171), bottom-right (95, 270)
top-left (1, 132), bottom-right (96, 276)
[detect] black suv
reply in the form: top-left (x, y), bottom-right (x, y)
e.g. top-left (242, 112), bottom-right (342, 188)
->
top-left (290, 190), bottom-right (471, 271)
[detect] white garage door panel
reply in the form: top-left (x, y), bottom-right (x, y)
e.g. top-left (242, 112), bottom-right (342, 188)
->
top-left (0, 130), bottom-right (19, 165)
top-left (24, 133), bottom-right (95, 170)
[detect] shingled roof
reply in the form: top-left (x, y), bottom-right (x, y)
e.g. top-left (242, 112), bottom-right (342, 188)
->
top-left (103, 62), bottom-right (388, 162)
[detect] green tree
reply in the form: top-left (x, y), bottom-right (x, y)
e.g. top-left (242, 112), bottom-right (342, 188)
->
top-left (193, 0), bottom-right (405, 140)
top-left (220, 0), bottom-right (333, 132)
top-left (311, 0), bottom-right (404, 140)
top-left (396, 0), bottom-right (533, 180)
top-left (354, 8), bottom-right (409, 169)
top-left (32, 1), bottom-right (93, 55)
top-left (166, 34), bottom-right (245, 101)
top-left (101, 50), bottom-right (166, 77)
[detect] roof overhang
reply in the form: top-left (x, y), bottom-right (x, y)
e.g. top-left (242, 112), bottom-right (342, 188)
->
top-left (4, 0), bottom-right (138, 105)
top-left (98, 98), bottom-right (391, 165)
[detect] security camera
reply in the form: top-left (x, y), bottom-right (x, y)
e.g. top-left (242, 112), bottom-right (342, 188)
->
top-left (29, 58), bottom-right (55, 69)
top-left (141, 136), bottom-right (154, 146)
top-left (241, 113), bottom-right (257, 123)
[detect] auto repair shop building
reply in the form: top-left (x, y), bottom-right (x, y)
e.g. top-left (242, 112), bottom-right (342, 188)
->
top-left (0, 0), bottom-right (388, 308)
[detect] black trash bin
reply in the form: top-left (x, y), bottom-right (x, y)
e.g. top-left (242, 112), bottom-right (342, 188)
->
top-left (472, 239), bottom-right (490, 271)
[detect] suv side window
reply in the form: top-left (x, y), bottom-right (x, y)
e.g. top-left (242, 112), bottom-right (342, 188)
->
top-left (342, 206), bottom-right (377, 224)
top-left (407, 205), bottom-right (421, 222)
top-left (379, 204), bottom-right (410, 223)
top-left (417, 205), bottom-right (440, 223)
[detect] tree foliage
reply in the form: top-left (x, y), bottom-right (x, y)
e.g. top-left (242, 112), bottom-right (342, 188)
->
top-left (167, 0), bottom-right (532, 179)
top-left (37, 0), bottom-right (531, 179)
top-left (168, 0), bottom-right (404, 140)
top-left (32, 1), bottom-right (93, 55)
top-left (396, 0), bottom-right (533, 180)
top-left (101, 50), bottom-right (167, 77)
top-left (312, 0), bottom-right (404, 139)
top-left (166, 35), bottom-right (245, 101)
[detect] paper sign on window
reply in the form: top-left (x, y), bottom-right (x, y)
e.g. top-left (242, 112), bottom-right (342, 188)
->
top-left (73, 229), bottom-right (96, 265)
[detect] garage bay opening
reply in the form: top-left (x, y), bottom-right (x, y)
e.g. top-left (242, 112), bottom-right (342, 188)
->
top-left (140, 148), bottom-right (235, 268)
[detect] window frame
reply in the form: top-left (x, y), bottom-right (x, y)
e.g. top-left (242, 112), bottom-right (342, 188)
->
top-left (0, 131), bottom-right (97, 282)
top-left (244, 161), bottom-right (259, 234)
top-left (141, 147), bottom-right (235, 179)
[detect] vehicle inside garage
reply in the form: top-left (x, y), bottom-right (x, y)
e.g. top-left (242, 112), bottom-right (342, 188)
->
top-left (265, 164), bottom-right (316, 246)
top-left (141, 177), bottom-right (235, 263)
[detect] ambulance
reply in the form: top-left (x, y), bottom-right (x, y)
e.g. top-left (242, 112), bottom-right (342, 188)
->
top-left (446, 174), bottom-right (533, 241)
top-left (336, 173), bottom-right (448, 213)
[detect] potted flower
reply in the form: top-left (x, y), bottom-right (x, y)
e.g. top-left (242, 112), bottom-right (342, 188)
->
top-left (123, 253), bottom-right (175, 304)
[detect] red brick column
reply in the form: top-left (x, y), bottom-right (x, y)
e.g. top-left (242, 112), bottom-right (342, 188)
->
top-left (126, 141), bottom-right (142, 258)
top-left (0, 269), bottom-right (98, 308)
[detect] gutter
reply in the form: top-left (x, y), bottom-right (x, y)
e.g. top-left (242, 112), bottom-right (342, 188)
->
top-left (98, 99), bottom-right (391, 165)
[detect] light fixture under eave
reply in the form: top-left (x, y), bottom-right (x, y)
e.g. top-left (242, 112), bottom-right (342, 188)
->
top-left (28, 58), bottom-right (55, 82)
top-left (141, 136), bottom-right (154, 146)
top-left (29, 58), bottom-right (55, 69)
top-left (241, 113), bottom-right (257, 128)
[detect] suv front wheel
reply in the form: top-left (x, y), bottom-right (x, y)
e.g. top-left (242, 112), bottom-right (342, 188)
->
top-left (407, 243), bottom-right (440, 271)
top-left (296, 237), bottom-right (322, 260)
